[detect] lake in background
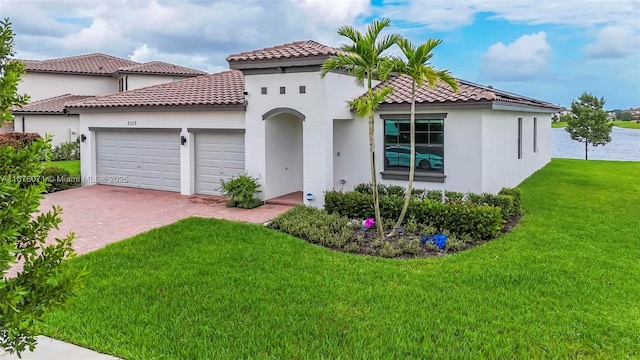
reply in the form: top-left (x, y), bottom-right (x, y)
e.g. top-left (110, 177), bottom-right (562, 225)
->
top-left (552, 127), bottom-right (640, 161)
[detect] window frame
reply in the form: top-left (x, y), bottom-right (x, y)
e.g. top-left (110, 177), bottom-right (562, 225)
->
top-left (380, 113), bottom-right (448, 182)
top-left (517, 117), bottom-right (523, 159)
top-left (533, 117), bottom-right (538, 153)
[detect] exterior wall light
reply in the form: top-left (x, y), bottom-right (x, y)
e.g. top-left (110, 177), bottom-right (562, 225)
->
top-left (181, 135), bottom-right (187, 145)
top-left (80, 134), bottom-right (87, 142)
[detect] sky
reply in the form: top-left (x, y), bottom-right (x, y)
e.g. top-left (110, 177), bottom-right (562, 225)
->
top-left (1, 0), bottom-right (639, 110)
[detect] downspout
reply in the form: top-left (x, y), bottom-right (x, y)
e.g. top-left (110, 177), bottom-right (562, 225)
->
top-left (22, 116), bottom-right (25, 133)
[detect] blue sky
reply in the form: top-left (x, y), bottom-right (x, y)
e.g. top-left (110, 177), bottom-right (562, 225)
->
top-left (4, 0), bottom-right (640, 109)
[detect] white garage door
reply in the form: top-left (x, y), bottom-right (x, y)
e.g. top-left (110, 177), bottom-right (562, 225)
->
top-left (194, 132), bottom-right (245, 195)
top-left (96, 130), bottom-right (181, 192)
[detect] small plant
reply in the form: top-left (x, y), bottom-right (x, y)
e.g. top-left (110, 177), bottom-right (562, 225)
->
top-left (219, 173), bottom-right (263, 209)
top-left (42, 166), bottom-right (80, 192)
top-left (51, 138), bottom-right (80, 161)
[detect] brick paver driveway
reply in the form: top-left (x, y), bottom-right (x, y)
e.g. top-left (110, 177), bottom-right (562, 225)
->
top-left (42, 185), bottom-right (292, 255)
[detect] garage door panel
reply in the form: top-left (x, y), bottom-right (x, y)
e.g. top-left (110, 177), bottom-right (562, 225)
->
top-left (195, 132), bottom-right (245, 196)
top-left (96, 130), bottom-right (180, 192)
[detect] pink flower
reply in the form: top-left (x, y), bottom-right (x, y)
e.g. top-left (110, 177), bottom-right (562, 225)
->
top-left (363, 218), bottom-right (375, 228)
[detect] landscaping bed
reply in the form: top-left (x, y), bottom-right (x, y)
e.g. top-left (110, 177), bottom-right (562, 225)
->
top-left (268, 185), bottom-right (521, 258)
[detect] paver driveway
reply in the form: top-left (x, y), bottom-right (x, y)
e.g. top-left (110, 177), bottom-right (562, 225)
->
top-left (41, 185), bottom-right (292, 255)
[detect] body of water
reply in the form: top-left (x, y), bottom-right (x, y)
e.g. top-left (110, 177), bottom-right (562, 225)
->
top-left (552, 127), bottom-right (640, 161)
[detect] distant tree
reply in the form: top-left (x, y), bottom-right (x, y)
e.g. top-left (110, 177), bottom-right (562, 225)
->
top-left (616, 111), bottom-right (632, 121)
top-left (1, 18), bottom-right (84, 356)
top-left (565, 92), bottom-right (613, 160)
top-left (551, 113), bottom-right (559, 122)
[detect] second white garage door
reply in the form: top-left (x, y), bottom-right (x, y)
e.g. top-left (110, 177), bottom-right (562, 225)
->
top-left (96, 130), bottom-right (181, 192)
top-left (194, 132), bottom-right (245, 195)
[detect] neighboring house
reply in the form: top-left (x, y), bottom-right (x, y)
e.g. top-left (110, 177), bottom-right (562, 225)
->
top-left (66, 40), bottom-right (559, 207)
top-left (12, 53), bottom-right (207, 144)
top-left (12, 94), bottom-right (95, 146)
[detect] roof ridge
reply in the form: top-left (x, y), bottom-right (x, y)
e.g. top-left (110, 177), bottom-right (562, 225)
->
top-left (42, 52), bottom-right (139, 64)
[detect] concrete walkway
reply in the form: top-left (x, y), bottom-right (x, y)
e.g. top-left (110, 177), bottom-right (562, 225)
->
top-left (0, 336), bottom-right (120, 359)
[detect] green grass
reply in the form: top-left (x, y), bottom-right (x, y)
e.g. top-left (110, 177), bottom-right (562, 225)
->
top-left (40, 159), bottom-right (640, 359)
top-left (553, 120), bottom-right (640, 130)
top-left (611, 120), bottom-right (640, 129)
top-left (48, 160), bottom-right (80, 175)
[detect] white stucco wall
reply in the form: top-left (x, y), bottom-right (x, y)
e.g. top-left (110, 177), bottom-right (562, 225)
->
top-left (244, 71), bottom-right (363, 206)
top-left (122, 74), bottom-right (188, 91)
top-left (335, 110), bottom-right (484, 194)
top-left (481, 110), bottom-right (552, 192)
top-left (78, 109), bottom-right (245, 195)
top-left (14, 114), bottom-right (80, 146)
top-left (19, 73), bottom-right (116, 101)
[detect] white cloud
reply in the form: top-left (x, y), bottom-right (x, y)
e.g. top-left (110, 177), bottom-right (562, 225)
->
top-left (381, 0), bottom-right (640, 31)
top-left (584, 26), bottom-right (640, 58)
top-left (480, 32), bottom-right (552, 81)
top-left (3, 0), bottom-right (371, 72)
top-left (129, 44), bottom-right (226, 74)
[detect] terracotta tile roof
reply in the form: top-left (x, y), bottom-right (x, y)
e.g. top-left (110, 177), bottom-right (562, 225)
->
top-left (226, 40), bottom-right (338, 63)
top-left (13, 94), bottom-right (96, 114)
top-left (377, 75), bottom-right (560, 110)
top-left (67, 70), bottom-right (245, 109)
top-left (21, 53), bottom-right (139, 75)
top-left (117, 61), bottom-right (207, 76)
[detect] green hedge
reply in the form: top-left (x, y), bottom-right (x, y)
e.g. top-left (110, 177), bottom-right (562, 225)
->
top-left (325, 190), bottom-right (503, 240)
top-left (42, 166), bottom-right (80, 193)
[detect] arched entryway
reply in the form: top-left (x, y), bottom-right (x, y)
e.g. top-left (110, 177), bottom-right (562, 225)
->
top-left (263, 108), bottom-right (304, 202)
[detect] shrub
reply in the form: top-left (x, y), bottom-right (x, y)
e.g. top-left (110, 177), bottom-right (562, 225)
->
top-left (466, 188), bottom-right (522, 220)
top-left (326, 191), bottom-right (503, 240)
top-left (499, 187), bottom-right (522, 216)
top-left (51, 139), bottom-right (80, 161)
top-left (219, 173), bottom-right (263, 209)
top-left (41, 166), bottom-right (80, 193)
top-left (444, 191), bottom-right (465, 203)
top-left (0, 132), bottom-right (41, 149)
top-left (268, 205), bottom-right (356, 248)
top-left (425, 190), bottom-right (443, 202)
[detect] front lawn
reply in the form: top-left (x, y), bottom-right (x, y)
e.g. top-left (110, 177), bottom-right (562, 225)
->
top-left (551, 121), bottom-right (567, 128)
top-left (612, 120), bottom-right (640, 129)
top-left (49, 160), bottom-right (80, 176)
top-left (40, 159), bottom-right (640, 359)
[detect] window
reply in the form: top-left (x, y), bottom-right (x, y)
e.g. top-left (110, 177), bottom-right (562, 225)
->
top-left (384, 118), bottom-right (444, 173)
top-left (299, 85), bottom-right (306, 94)
top-left (517, 117), bottom-right (523, 159)
top-left (261, 87), bottom-right (268, 94)
top-left (533, 117), bottom-right (538, 153)
top-left (280, 86), bottom-right (286, 94)
top-left (118, 76), bottom-right (128, 92)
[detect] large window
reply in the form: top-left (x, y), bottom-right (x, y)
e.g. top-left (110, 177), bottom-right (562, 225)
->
top-left (384, 118), bottom-right (444, 173)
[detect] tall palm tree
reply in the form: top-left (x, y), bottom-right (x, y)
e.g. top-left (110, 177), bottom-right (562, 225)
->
top-left (385, 38), bottom-right (458, 236)
top-left (320, 18), bottom-right (401, 239)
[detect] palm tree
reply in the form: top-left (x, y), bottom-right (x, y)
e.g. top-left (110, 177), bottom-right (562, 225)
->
top-left (385, 38), bottom-right (458, 236)
top-left (320, 18), bottom-right (401, 239)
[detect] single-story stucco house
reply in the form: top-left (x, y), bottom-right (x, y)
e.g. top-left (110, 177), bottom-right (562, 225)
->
top-left (65, 40), bottom-right (559, 207)
top-left (12, 53), bottom-right (207, 146)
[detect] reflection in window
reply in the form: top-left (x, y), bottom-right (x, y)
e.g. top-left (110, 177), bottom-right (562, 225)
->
top-left (384, 119), bottom-right (444, 173)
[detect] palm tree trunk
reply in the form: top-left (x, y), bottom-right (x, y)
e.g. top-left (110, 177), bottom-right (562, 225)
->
top-left (389, 81), bottom-right (416, 236)
top-left (367, 76), bottom-right (384, 238)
